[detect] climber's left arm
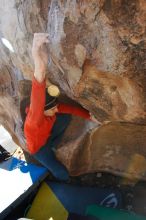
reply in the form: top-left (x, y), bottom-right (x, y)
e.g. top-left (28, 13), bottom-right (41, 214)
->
top-left (58, 103), bottom-right (98, 122)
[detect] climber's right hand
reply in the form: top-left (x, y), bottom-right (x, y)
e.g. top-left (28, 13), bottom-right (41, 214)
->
top-left (32, 33), bottom-right (50, 82)
top-left (90, 113), bottom-right (99, 123)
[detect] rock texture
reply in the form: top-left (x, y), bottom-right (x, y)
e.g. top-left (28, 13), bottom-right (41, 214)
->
top-left (56, 121), bottom-right (146, 181)
top-left (0, 0), bottom-right (146, 179)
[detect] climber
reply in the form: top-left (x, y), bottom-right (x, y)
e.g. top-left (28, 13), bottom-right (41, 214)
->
top-left (24, 33), bottom-right (98, 181)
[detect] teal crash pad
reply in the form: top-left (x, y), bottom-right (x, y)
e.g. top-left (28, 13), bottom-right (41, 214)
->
top-left (86, 205), bottom-right (146, 220)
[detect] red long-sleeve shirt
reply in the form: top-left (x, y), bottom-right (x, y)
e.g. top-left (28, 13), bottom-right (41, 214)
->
top-left (24, 77), bottom-right (90, 154)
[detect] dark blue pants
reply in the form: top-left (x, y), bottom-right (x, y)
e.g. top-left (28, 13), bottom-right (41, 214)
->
top-left (33, 114), bottom-right (71, 180)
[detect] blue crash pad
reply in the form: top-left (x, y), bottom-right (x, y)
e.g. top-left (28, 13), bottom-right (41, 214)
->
top-left (27, 181), bottom-right (122, 220)
top-left (0, 157), bottom-right (47, 219)
top-left (47, 181), bottom-right (123, 215)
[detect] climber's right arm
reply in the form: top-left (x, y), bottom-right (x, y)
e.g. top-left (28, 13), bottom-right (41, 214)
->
top-left (29, 33), bottom-right (50, 124)
top-left (32, 33), bottom-right (50, 83)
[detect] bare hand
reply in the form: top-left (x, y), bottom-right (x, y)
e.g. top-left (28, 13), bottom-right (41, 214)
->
top-left (32, 33), bottom-right (50, 82)
top-left (90, 113), bottom-right (99, 123)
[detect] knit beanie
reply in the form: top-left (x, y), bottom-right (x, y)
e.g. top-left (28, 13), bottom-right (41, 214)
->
top-left (44, 85), bottom-right (60, 110)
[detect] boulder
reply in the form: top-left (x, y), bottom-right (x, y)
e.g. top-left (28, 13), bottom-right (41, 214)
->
top-left (0, 0), bottom-right (146, 179)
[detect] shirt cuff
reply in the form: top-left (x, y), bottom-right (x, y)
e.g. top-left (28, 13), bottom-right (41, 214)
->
top-left (32, 76), bottom-right (46, 88)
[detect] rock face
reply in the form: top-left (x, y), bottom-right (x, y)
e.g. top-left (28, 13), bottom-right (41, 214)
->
top-left (0, 0), bottom-right (146, 179)
top-left (56, 121), bottom-right (146, 181)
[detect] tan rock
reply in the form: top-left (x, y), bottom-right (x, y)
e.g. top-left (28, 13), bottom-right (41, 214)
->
top-left (57, 122), bottom-right (146, 181)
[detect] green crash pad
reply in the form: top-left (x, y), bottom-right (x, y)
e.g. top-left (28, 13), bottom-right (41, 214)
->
top-left (86, 205), bottom-right (146, 220)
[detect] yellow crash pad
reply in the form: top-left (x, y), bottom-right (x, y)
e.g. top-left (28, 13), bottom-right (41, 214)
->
top-left (27, 182), bottom-right (68, 220)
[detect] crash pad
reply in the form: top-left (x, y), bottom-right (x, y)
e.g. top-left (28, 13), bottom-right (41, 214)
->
top-left (0, 157), bottom-right (47, 220)
top-left (27, 182), bottom-right (68, 220)
top-left (27, 180), bottom-right (122, 220)
top-left (67, 213), bottom-right (99, 219)
top-left (86, 205), bottom-right (146, 220)
top-left (47, 181), bottom-right (122, 213)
